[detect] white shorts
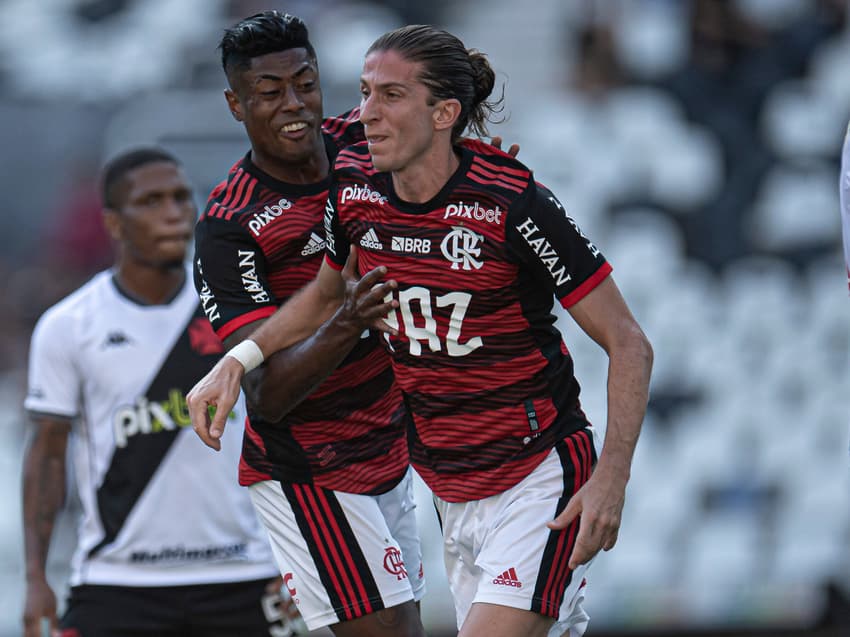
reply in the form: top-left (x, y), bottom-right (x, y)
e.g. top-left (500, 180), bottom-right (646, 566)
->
top-left (249, 468), bottom-right (425, 630)
top-left (434, 429), bottom-right (596, 637)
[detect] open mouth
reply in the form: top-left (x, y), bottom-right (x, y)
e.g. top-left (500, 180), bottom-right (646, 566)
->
top-left (280, 121), bottom-right (309, 136)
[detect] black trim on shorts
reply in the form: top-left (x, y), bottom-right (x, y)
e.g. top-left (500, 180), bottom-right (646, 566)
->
top-left (279, 481), bottom-right (385, 623)
top-left (530, 428), bottom-right (594, 618)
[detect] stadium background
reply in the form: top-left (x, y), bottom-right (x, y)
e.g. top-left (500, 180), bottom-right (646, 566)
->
top-left (0, 0), bottom-right (848, 636)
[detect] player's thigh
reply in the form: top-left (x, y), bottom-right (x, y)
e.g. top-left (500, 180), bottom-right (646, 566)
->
top-left (438, 430), bottom-right (595, 632)
top-left (329, 599), bottom-right (424, 637)
top-left (60, 585), bottom-right (182, 637)
top-left (375, 468), bottom-right (425, 599)
top-left (460, 602), bottom-right (553, 637)
top-left (250, 480), bottom-right (419, 631)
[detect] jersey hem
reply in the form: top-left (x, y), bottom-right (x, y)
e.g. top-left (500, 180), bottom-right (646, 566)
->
top-left (560, 263), bottom-right (612, 308)
top-left (216, 306), bottom-right (278, 340)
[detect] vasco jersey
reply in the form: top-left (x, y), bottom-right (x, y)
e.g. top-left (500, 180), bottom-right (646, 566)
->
top-left (24, 267), bottom-right (277, 587)
top-left (325, 140), bottom-right (612, 502)
top-left (194, 110), bottom-right (408, 494)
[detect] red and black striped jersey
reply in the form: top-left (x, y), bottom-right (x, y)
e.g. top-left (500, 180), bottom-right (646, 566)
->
top-left (193, 110), bottom-right (409, 495)
top-left (324, 139), bottom-right (611, 502)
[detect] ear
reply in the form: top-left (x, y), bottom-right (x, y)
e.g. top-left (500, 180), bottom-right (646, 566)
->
top-left (225, 88), bottom-right (244, 122)
top-left (102, 209), bottom-right (123, 242)
top-left (433, 98), bottom-right (461, 132)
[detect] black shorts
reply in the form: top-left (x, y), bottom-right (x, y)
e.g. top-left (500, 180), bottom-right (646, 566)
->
top-left (59, 578), bottom-right (292, 637)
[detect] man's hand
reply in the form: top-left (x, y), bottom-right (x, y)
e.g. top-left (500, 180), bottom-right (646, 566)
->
top-left (547, 465), bottom-right (627, 569)
top-left (490, 135), bottom-right (520, 158)
top-left (187, 355), bottom-right (245, 451)
top-left (333, 246), bottom-right (398, 336)
top-left (22, 577), bottom-right (57, 637)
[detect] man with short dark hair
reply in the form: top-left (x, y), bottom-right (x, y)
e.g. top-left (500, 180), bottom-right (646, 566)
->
top-left (191, 11), bottom-right (427, 637)
top-left (22, 147), bottom-right (291, 637)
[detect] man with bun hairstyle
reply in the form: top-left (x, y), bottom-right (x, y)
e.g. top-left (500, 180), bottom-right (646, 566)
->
top-left (190, 24), bottom-right (649, 637)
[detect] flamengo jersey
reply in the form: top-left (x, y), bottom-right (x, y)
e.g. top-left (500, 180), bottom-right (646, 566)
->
top-left (840, 123), bottom-right (850, 293)
top-left (24, 266), bottom-right (277, 587)
top-left (194, 110), bottom-right (408, 494)
top-left (325, 140), bottom-right (612, 502)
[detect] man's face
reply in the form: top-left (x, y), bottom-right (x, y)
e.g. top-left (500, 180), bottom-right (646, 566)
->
top-left (227, 48), bottom-right (325, 166)
top-left (359, 49), bottom-right (442, 173)
top-left (108, 161), bottom-right (195, 268)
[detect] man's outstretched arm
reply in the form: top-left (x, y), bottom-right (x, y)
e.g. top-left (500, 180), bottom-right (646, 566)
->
top-left (187, 255), bottom-right (397, 449)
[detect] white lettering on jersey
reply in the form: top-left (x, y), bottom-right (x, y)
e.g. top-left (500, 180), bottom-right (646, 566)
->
top-left (516, 218), bottom-right (572, 286)
top-left (360, 228), bottom-right (383, 250)
top-left (248, 198), bottom-right (292, 237)
top-left (323, 199), bottom-right (337, 256)
top-left (391, 236), bottom-right (431, 254)
top-left (440, 227), bottom-right (484, 270)
top-left (444, 201), bottom-right (503, 224)
top-left (566, 215), bottom-right (601, 258)
top-left (340, 183), bottom-right (387, 205)
top-left (196, 259), bottom-right (221, 323)
top-left (301, 232), bottom-right (325, 256)
top-left (237, 250), bottom-right (271, 303)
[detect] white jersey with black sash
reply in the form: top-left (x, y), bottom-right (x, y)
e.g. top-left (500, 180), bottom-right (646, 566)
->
top-left (25, 265), bottom-right (276, 587)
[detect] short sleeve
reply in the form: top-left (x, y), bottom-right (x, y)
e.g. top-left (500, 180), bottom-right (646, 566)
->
top-left (193, 217), bottom-right (278, 340)
top-left (25, 308), bottom-right (80, 418)
top-left (323, 177), bottom-right (350, 271)
top-left (506, 182), bottom-right (611, 308)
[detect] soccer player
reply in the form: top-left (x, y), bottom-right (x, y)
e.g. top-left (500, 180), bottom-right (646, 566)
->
top-left (22, 147), bottom-right (291, 637)
top-left (191, 12), bottom-right (427, 637)
top-left (189, 24), bottom-right (648, 637)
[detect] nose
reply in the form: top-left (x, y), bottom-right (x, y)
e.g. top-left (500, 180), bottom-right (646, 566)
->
top-left (280, 84), bottom-right (305, 112)
top-left (161, 194), bottom-right (195, 227)
top-left (359, 93), bottom-right (378, 125)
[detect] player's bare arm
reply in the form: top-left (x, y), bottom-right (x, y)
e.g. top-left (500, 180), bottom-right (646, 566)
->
top-left (547, 276), bottom-right (653, 569)
top-left (187, 251), bottom-right (398, 449)
top-left (187, 262), bottom-right (344, 450)
top-left (22, 415), bottom-right (71, 637)
top-left (236, 251), bottom-right (399, 422)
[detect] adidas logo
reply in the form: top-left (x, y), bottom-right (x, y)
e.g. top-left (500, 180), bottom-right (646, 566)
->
top-left (492, 567), bottom-right (522, 588)
top-left (301, 232), bottom-right (325, 256)
top-left (360, 228), bottom-right (383, 250)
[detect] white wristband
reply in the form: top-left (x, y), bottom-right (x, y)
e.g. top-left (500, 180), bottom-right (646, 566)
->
top-left (226, 339), bottom-right (264, 373)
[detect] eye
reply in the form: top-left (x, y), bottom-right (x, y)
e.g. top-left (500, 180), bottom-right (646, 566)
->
top-left (260, 90), bottom-right (280, 97)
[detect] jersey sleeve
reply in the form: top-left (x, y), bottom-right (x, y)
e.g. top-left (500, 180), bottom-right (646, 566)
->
top-left (322, 176), bottom-right (351, 271)
top-left (24, 308), bottom-right (80, 419)
top-left (506, 181), bottom-right (612, 308)
top-left (840, 124), bottom-right (850, 293)
top-left (193, 216), bottom-right (278, 340)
